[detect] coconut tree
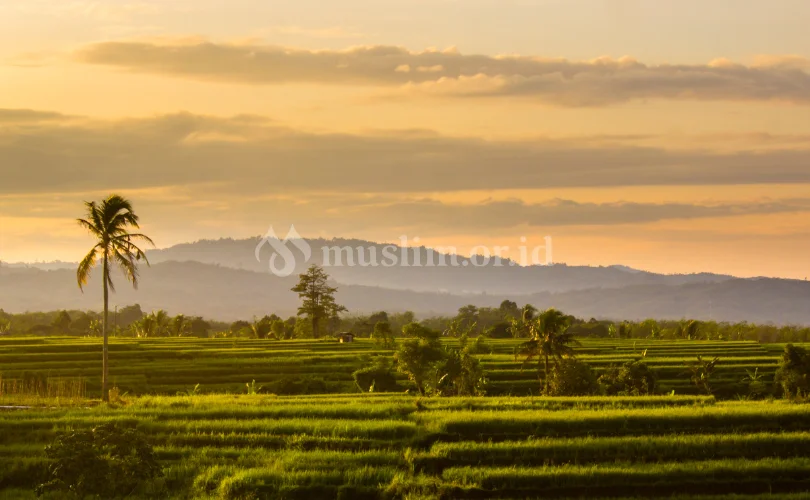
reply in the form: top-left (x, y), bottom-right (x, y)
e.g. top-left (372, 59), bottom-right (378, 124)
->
top-left (77, 194), bottom-right (153, 402)
top-left (515, 308), bottom-right (578, 394)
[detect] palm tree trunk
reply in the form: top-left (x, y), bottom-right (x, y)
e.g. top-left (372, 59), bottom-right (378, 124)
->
top-left (543, 354), bottom-right (550, 395)
top-left (102, 252), bottom-right (109, 402)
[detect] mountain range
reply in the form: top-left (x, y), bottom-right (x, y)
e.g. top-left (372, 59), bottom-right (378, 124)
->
top-left (2, 236), bottom-right (808, 324)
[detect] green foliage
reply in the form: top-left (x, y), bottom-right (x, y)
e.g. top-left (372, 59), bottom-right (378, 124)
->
top-left (372, 321), bottom-right (396, 350)
top-left (466, 335), bottom-right (492, 355)
top-left (169, 314), bottom-right (191, 337)
top-left (515, 308), bottom-right (579, 394)
top-left (132, 310), bottom-right (170, 338)
top-left (245, 379), bottom-right (264, 395)
top-left (545, 358), bottom-right (600, 396)
top-left (685, 356), bottom-right (721, 395)
top-left (395, 323), bottom-right (444, 395)
top-left (249, 317), bottom-right (273, 339)
top-left (775, 344), bottom-right (810, 400)
top-left (433, 342), bottom-right (487, 397)
top-left (600, 360), bottom-right (658, 396)
top-left (0, 317), bottom-right (10, 335)
top-left (188, 316), bottom-right (211, 338)
top-left (741, 368), bottom-right (768, 399)
top-left (451, 305), bottom-right (480, 336)
top-left (36, 423), bottom-right (162, 498)
top-left (353, 358), bottom-right (400, 393)
top-left (116, 304), bottom-right (144, 328)
top-left (50, 311), bottom-right (71, 334)
top-left (677, 320), bottom-right (703, 340)
top-left (177, 383), bottom-right (202, 397)
top-left (484, 321), bottom-right (512, 339)
top-left (271, 319), bottom-right (287, 340)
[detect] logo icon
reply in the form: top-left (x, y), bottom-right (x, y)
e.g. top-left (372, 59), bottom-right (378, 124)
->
top-left (254, 225), bottom-right (311, 277)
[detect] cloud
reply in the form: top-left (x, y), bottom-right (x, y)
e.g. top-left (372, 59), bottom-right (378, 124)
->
top-left (5, 187), bottom-right (810, 236)
top-left (73, 41), bottom-right (810, 106)
top-left (0, 109), bottom-right (72, 123)
top-left (300, 197), bottom-right (810, 230)
top-left (2, 110), bottom-right (810, 197)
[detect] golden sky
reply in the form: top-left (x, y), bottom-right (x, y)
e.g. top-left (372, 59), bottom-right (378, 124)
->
top-left (1, 0), bottom-right (809, 278)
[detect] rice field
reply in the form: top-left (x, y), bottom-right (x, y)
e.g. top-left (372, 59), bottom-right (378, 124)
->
top-left (0, 336), bottom-right (790, 399)
top-left (1, 394), bottom-right (810, 499)
top-left (1, 337), bottom-right (809, 499)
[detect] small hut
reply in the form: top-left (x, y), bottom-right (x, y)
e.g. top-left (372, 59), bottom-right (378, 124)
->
top-left (337, 332), bottom-right (354, 343)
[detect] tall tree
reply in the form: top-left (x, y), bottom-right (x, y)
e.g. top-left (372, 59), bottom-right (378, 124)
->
top-left (77, 194), bottom-right (153, 402)
top-left (291, 265), bottom-right (346, 338)
top-left (515, 308), bottom-right (578, 395)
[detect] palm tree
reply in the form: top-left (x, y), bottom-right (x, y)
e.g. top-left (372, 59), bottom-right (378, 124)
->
top-left (133, 310), bottom-right (169, 337)
top-left (515, 308), bottom-right (578, 394)
top-left (77, 194), bottom-right (153, 402)
top-left (170, 314), bottom-right (190, 337)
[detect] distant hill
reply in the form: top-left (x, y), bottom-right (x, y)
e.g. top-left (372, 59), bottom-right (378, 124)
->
top-left (145, 237), bottom-right (732, 295)
top-left (2, 260), bottom-right (809, 324)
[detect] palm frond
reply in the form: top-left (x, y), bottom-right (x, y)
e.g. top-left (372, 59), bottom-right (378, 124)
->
top-left (113, 248), bottom-right (140, 288)
top-left (76, 245), bottom-right (100, 291)
top-left (77, 217), bottom-right (101, 237)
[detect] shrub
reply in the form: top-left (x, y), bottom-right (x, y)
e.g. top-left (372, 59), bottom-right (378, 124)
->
top-left (684, 355), bottom-right (720, 395)
top-left (433, 347), bottom-right (486, 397)
top-left (353, 358), bottom-right (400, 393)
top-left (484, 322), bottom-right (512, 339)
top-left (395, 324), bottom-right (444, 396)
top-left (546, 359), bottom-right (600, 396)
top-left (775, 344), bottom-right (810, 400)
top-left (600, 360), bottom-right (658, 396)
top-left (372, 321), bottom-right (396, 350)
top-left (36, 423), bottom-right (162, 498)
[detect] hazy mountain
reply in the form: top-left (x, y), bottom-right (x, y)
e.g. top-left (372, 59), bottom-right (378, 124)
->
top-left (146, 237), bottom-right (732, 295)
top-left (3, 260), bottom-right (809, 324)
top-left (0, 261), bottom-right (76, 271)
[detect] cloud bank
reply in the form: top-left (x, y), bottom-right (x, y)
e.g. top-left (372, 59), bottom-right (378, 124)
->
top-left (74, 41), bottom-right (810, 106)
top-left (2, 110), bottom-right (810, 196)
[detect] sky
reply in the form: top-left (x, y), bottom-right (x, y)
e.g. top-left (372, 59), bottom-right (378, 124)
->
top-left (1, 0), bottom-right (809, 278)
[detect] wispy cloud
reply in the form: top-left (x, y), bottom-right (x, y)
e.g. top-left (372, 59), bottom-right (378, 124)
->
top-left (73, 40), bottom-right (810, 106)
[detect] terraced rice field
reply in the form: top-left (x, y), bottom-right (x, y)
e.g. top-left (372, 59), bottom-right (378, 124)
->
top-left (2, 394), bottom-right (810, 499)
top-left (0, 337), bottom-right (793, 398)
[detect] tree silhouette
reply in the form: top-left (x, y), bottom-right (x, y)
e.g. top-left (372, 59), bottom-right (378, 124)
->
top-left (291, 265), bottom-right (346, 338)
top-left (77, 194), bottom-right (153, 401)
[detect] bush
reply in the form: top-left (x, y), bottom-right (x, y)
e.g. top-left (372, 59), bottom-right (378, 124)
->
top-left (546, 359), bottom-right (600, 396)
top-left (268, 376), bottom-right (329, 395)
top-left (353, 358), bottom-right (400, 393)
top-left (775, 344), bottom-right (810, 400)
top-left (600, 360), bottom-right (658, 396)
top-left (483, 322), bottom-right (512, 339)
top-left (36, 423), bottom-right (162, 498)
top-left (395, 324), bottom-right (444, 396)
top-left (433, 348), bottom-right (486, 397)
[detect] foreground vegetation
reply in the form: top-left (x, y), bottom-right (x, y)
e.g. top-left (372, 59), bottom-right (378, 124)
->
top-left (2, 394), bottom-right (810, 499)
